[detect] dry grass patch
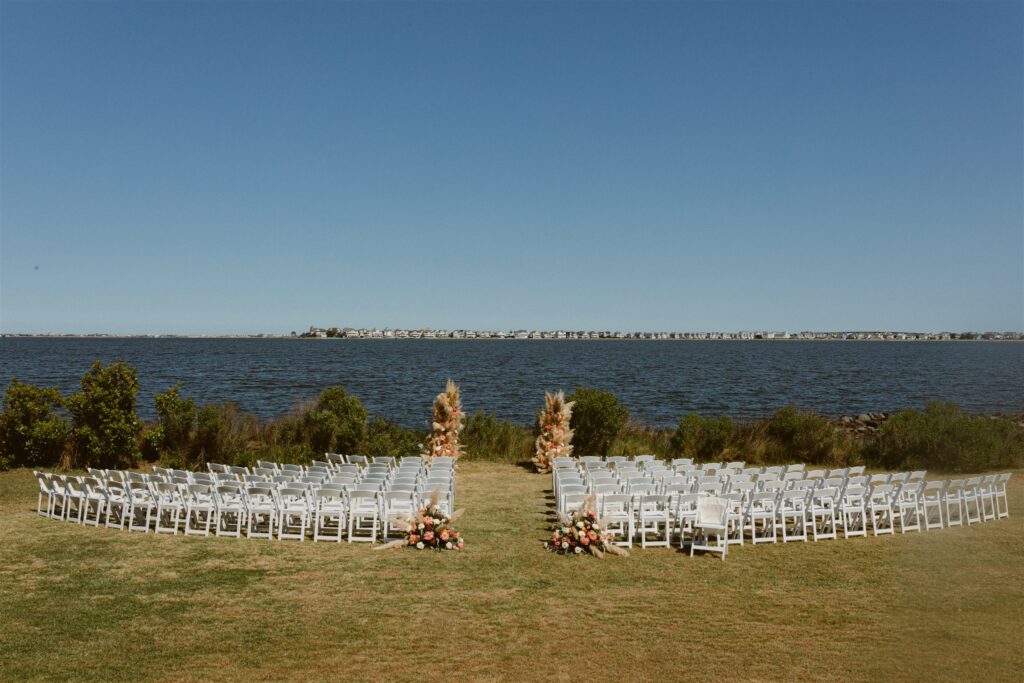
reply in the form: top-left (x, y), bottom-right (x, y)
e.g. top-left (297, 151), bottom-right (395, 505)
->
top-left (0, 463), bottom-right (1021, 681)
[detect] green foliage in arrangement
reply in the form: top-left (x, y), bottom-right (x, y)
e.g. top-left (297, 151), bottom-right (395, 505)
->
top-left (670, 414), bottom-right (736, 461)
top-left (303, 387), bottom-right (368, 455)
top-left (865, 402), bottom-right (1024, 472)
top-left (66, 361), bottom-right (142, 469)
top-left (461, 411), bottom-right (534, 463)
top-left (361, 417), bottom-right (425, 458)
top-left (567, 387), bottom-right (629, 456)
top-left (0, 380), bottom-right (70, 469)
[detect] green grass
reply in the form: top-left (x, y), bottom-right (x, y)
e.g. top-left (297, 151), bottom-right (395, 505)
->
top-left (1, 464), bottom-right (1022, 681)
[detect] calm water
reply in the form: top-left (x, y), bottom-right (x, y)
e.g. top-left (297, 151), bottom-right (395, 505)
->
top-left (1, 338), bottom-right (1021, 426)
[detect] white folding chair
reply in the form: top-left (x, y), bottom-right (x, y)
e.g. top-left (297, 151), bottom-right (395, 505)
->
top-left (839, 485), bottom-right (868, 538)
top-left (994, 473), bottom-right (1011, 519)
top-left (779, 490), bottom-right (808, 542)
top-left (313, 488), bottom-right (347, 542)
top-left (691, 496), bottom-right (729, 560)
top-left (153, 482), bottom-right (184, 534)
top-left (214, 485), bottom-right (246, 538)
top-left (245, 486), bottom-right (277, 539)
top-left (636, 495), bottom-right (671, 548)
top-left (747, 491), bottom-right (778, 544)
top-left (920, 481), bottom-right (946, 530)
top-left (347, 491), bottom-right (379, 543)
top-left (184, 484), bottom-right (215, 536)
top-left (868, 484), bottom-right (895, 536)
top-left (809, 487), bottom-right (838, 541)
top-left (383, 491), bottom-right (416, 540)
top-left (277, 487), bottom-right (311, 541)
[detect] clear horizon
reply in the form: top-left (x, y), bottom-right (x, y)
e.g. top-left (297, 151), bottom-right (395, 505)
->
top-left (1, 1), bottom-right (1022, 335)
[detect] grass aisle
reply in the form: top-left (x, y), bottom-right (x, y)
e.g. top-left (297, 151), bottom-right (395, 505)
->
top-left (1, 464), bottom-right (1022, 681)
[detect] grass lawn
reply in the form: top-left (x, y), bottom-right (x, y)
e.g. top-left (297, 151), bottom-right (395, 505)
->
top-left (1, 463), bottom-right (1022, 682)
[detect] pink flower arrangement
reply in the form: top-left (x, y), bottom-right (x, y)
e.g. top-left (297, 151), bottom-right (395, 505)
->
top-left (401, 502), bottom-right (464, 551)
top-left (546, 497), bottom-right (627, 558)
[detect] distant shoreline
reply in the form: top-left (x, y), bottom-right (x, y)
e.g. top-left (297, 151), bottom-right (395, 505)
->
top-left (2, 335), bottom-right (1021, 342)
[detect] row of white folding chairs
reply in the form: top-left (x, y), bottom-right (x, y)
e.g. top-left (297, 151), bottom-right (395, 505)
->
top-left (209, 459), bottom-right (454, 494)
top-left (558, 472), bottom-right (1012, 556)
top-left (34, 470), bottom-right (451, 543)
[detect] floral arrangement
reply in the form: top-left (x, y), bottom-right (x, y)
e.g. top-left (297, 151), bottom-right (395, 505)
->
top-left (377, 490), bottom-right (465, 551)
top-left (545, 494), bottom-right (628, 558)
top-left (532, 390), bottom-right (574, 473)
top-left (423, 379), bottom-right (465, 464)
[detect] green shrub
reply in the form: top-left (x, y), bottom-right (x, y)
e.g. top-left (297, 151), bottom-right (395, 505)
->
top-left (461, 411), bottom-right (533, 463)
top-left (0, 380), bottom-right (70, 469)
top-left (568, 387), bottom-right (629, 456)
top-left (611, 423), bottom-right (675, 459)
top-left (67, 361), bottom-right (142, 469)
top-left (140, 425), bottom-right (164, 461)
top-left (760, 407), bottom-right (855, 466)
top-left (302, 387), bottom-right (367, 455)
top-left (670, 414), bottom-right (735, 461)
top-left (153, 384), bottom-right (196, 455)
top-left (866, 402), bottom-right (1024, 472)
top-left (361, 417), bottom-right (424, 458)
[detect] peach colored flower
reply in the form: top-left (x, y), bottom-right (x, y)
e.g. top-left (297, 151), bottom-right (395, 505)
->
top-left (581, 536), bottom-right (590, 545)
top-left (440, 530), bottom-right (450, 541)
top-left (423, 531), bottom-right (434, 541)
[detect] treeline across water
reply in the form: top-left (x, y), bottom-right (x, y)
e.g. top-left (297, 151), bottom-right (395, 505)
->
top-left (1, 361), bottom-right (1021, 474)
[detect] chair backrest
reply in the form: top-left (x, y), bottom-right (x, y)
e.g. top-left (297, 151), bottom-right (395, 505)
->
top-left (750, 491), bottom-right (778, 510)
top-left (563, 493), bottom-right (587, 511)
top-left (315, 486), bottom-right (345, 502)
top-left (348, 455), bottom-right (368, 465)
top-left (842, 485), bottom-right (866, 502)
top-left (813, 487), bottom-right (838, 504)
top-left (278, 487), bottom-right (308, 503)
top-left (870, 484), bottom-right (893, 501)
top-left (696, 496), bottom-right (728, 526)
top-left (639, 495), bottom-right (668, 511)
top-left (601, 493), bottom-right (630, 513)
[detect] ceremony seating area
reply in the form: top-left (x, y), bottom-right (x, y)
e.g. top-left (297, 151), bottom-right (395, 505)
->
top-left (552, 456), bottom-right (1012, 559)
top-left (32, 454), bottom-right (456, 543)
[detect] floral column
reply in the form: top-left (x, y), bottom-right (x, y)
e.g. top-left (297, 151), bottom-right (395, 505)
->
top-left (532, 390), bottom-right (574, 473)
top-left (423, 379), bottom-right (465, 464)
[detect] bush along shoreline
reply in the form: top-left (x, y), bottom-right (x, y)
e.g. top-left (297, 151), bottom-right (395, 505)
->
top-left (1, 361), bottom-right (1021, 473)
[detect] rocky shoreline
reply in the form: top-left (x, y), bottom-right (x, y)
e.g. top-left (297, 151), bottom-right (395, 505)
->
top-left (834, 412), bottom-right (1024, 436)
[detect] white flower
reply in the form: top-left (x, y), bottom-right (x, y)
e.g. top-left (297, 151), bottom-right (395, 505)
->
top-left (574, 546), bottom-right (583, 554)
top-left (576, 521), bottom-right (584, 529)
top-left (418, 523), bottom-right (424, 530)
top-left (416, 542), bottom-right (425, 549)
top-left (560, 541), bottom-right (568, 549)
top-left (446, 541), bottom-right (453, 549)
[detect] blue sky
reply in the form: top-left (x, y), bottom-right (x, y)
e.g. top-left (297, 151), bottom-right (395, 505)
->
top-left (1, 1), bottom-right (1021, 334)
